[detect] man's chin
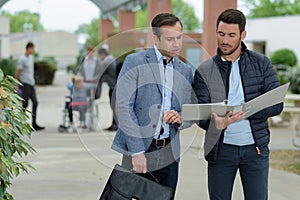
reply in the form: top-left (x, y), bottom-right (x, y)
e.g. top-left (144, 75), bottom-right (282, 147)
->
top-left (220, 49), bottom-right (233, 56)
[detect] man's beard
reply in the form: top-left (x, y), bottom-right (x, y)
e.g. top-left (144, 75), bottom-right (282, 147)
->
top-left (220, 42), bottom-right (240, 56)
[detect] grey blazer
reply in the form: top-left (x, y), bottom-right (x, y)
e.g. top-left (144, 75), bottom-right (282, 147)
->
top-left (112, 47), bottom-right (193, 161)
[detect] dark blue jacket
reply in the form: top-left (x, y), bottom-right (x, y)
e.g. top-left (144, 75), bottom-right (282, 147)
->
top-left (193, 42), bottom-right (283, 162)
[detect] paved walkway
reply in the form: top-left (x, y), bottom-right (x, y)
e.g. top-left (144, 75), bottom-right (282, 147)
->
top-left (9, 71), bottom-right (300, 200)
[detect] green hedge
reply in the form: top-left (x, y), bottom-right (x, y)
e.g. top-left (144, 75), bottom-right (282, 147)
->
top-left (270, 49), bottom-right (297, 67)
top-left (287, 66), bottom-right (300, 94)
top-left (0, 58), bottom-right (57, 85)
top-left (34, 60), bottom-right (57, 85)
top-left (270, 48), bottom-right (298, 85)
top-left (0, 58), bottom-right (17, 77)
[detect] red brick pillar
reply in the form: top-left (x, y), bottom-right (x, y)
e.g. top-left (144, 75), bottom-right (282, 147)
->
top-left (100, 18), bottom-right (114, 41)
top-left (202, 0), bottom-right (237, 60)
top-left (118, 10), bottom-right (135, 32)
top-left (147, 0), bottom-right (172, 26)
top-left (146, 0), bottom-right (172, 47)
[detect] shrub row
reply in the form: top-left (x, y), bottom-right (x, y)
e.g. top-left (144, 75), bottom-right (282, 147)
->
top-left (0, 58), bottom-right (57, 85)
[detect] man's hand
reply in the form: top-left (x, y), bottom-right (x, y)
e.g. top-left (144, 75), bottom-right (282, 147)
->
top-left (212, 111), bottom-right (246, 130)
top-left (163, 110), bottom-right (182, 125)
top-left (132, 153), bottom-right (147, 173)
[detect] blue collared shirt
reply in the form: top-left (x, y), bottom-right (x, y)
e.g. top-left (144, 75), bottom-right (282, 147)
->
top-left (223, 57), bottom-right (255, 146)
top-left (153, 45), bottom-right (173, 139)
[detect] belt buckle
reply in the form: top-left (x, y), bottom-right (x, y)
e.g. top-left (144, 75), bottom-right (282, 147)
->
top-left (156, 139), bottom-right (165, 147)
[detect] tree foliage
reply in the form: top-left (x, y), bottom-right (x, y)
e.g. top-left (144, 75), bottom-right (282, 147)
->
top-left (135, 0), bottom-right (201, 31)
top-left (76, 0), bottom-right (201, 44)
top-left (0, 69), bottom-right (35, 199)
top-left (171, 0), bottom-right (201, 31)
top-left (243, 0), bottom-right (300, 18)
top-left (135, 9), bottom-right (148, 29)
top-left (1, 10), bottom-right (44, 33)
top-left (75, 18), bottom-right (99, 47)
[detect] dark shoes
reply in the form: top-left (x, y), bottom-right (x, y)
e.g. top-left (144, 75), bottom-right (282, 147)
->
top-left (105, 125), bottom-right (118, 132)
top-left (32, 124), bottom-right (45, 131)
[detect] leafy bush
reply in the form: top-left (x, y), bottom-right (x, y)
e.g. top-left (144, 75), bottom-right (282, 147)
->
top-left (270, 48), bottom-right (297, 67)
top-left (66, 63), bottom-right (78, 74)
top-left (0, 58), bottom-right (17, 77)
top-left (270, 49), bottom-right (298, 84)
top-left (34, 60), bottom-right (57, 85)
top-left (0, 69), bottom-right (35, 199)
top-left (287, 66), bottom-right (300, 94)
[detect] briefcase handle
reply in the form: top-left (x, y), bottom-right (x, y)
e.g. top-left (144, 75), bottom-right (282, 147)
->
top-left (131, 169), bottom-right (159, 183)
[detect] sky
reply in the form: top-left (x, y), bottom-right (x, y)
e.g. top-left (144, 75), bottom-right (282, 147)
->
top-left (1, 0), bottom-right (248, 33)
top-left (1, 0), bottom-right (204, 33)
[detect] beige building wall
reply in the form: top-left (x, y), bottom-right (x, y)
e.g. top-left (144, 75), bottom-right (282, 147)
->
top-left (0, 16), bottom-right (10, 59)
top-left (10, 31), bottom-right (79, 69)
top-left (245, 15), bottom-right (300, 63)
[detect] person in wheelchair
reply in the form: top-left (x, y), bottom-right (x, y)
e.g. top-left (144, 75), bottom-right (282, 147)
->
top-left (70, 75), bottom-right (96, 129)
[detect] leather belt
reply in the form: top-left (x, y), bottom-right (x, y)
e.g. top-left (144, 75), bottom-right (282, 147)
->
top-left (151, 137), bottom-right (170, 148)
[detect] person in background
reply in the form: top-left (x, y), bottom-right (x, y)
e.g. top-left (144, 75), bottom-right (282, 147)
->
top-left (97, 48), bottom-right (118, 131)
top-left (71, 76), bottom-right (96, 129)
top-left (78, 45), bottom-right (101, 84)
top-left (192, 9), bottom-right (283, 200)
top-left (16, 42), bottom-right (45, 131)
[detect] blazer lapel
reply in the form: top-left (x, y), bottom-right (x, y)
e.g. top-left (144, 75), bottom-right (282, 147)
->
top-left (171, 57), bottom-right (185, 107)
top-left (145, 48), bottom-right (163, 95)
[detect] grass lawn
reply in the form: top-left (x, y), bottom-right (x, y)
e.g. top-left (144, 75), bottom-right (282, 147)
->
top-left (270, 150), bottom-right (300, 175)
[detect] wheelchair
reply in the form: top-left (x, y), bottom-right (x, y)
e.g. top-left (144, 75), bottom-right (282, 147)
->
top-left (58, 89), bottom-right (99, 133)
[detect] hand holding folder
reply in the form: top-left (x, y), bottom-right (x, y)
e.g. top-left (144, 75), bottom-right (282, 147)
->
top-left (182, 83), bottom-right (290, 121)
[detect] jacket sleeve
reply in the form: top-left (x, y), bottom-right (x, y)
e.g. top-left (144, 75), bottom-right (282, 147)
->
top-left (192, 69), bottom-right (211, 130)
top-left (248, 56), bottom-right (284, 120)
top-left (116, 55), bottom-right (147, 154)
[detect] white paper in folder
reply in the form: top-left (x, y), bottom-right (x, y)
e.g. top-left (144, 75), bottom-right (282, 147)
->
top-left (182, 83), bottom-right (290, 121)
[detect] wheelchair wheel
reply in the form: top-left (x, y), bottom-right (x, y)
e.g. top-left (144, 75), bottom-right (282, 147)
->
top-left (58, 125), bottom-right (67, 133)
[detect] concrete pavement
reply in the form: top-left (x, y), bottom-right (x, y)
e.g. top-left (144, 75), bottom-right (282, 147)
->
top-left (8, 71), bottom-right (300, 200)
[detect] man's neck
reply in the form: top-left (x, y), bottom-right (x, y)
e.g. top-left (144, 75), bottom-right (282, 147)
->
top-left (25, 52), bottom-right (31, 57)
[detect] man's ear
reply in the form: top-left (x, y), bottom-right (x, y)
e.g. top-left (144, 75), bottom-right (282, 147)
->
top-left (152, 34), bottom-right (159, 45)
top-left (241, 30), bottom-right (247, 40)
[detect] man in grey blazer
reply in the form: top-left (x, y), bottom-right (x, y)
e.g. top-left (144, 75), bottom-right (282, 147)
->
top-left (112, 13), bottom-right (193, 198)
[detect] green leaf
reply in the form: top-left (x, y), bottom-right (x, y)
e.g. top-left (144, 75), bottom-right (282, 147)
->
top-left (12, 166), bottom-right (19, 176)
top-left (0, 70), bottom-right (3, 82)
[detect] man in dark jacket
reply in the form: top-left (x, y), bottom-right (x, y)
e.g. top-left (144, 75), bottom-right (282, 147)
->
top-left (193, 9), bottom-right (283, 200)
top-left (98, 47), bottom-right (118, 131)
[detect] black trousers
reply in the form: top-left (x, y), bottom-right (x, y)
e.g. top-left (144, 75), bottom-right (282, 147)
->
top-left (21, 83), bottom-right (38, 125)
top-left (122, 143), bottom-right (178, 199)
top-left (109, 88), bottom-right (117, 126)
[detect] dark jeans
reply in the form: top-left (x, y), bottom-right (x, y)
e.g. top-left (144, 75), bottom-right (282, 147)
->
top-left (208, 142), bottom-right (269, 200)
top-left (122, 143), bottom-right (178, 199)
top-left (21, 83), bottom-right (38, 125)
top-left (109, 88), bottom-right (117, 126)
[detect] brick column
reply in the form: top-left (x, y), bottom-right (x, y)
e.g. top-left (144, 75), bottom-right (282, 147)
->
top-left (100, 18), bottom-right (114, 41)
top-left (146, 0), bottom-right (172, 47)
top-left (147, 0), bottom-right (172, 26)
top-left (202, 0), bottom-right (237, 60)
top-left (118, 10), bottom-right (135, 32)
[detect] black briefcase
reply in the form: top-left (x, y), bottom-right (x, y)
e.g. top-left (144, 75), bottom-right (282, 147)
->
top-left (99, 164), bottom-right (173, 200)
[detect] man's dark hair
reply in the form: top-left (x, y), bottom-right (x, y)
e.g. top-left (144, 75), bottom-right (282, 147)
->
top-left (216, 9), bottom-right (246, 34)
top-left (26, 42), bottom-right (34, 50)
top-left (151, 13), bottom-right (182, 38)
top-left (98, 48), bottom-right (109, 55)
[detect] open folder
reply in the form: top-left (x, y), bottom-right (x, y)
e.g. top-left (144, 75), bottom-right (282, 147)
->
top-left (182, 83), bottom-right (290, 120)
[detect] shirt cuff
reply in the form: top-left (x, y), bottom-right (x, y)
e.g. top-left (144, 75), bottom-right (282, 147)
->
top-left (131, 151), bottom-right (145, 157)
